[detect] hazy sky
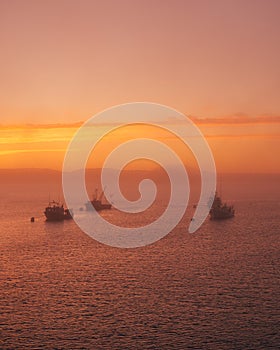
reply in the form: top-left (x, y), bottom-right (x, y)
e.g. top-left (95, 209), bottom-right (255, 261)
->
top-left (0, 0), bottom-right (279, 173)
top-left (1, 0), bottom-right (280, 123)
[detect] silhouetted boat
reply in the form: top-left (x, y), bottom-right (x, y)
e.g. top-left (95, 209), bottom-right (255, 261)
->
top-left (209, 192), bottom-right (235, 220)
top-left (85, 189), bottom-right (112, 211)
top-left (44, 201), bottom-right (73, 221)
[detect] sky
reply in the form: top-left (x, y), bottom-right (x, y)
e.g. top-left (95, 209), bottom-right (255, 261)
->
top-left (0, 0), bottom-right (279, 172)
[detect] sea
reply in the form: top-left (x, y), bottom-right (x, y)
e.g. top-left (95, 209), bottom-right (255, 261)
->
top-left (0, 187), bottom-right (279, 349)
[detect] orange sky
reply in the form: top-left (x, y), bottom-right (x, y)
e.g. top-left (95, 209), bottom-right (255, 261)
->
top-left (0, 1), bottom-right (279, 173)
top-left (0, 117), bottom-right (279, 173)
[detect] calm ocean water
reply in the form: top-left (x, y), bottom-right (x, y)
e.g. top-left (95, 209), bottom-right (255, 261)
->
top-left (0, 191), bottom-right (279, 349)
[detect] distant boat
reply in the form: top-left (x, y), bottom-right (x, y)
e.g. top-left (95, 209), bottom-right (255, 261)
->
top-left (209, 192), bottom-right (235, 220)
top-left (85, 189), bottom-right (112, 212)
top-left (44, 201), bottom-right (73, 221)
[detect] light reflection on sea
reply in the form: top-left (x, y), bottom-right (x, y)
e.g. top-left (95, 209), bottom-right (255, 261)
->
top-left (0, 196), bottom-right (279, 349)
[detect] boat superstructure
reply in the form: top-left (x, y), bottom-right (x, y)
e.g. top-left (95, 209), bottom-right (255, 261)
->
top-left (44, 201), bottom-right (73, 221)
top-left (85, 189), bottom-right (112, 212)
top-left (209, 192), bottom-right (235, 220)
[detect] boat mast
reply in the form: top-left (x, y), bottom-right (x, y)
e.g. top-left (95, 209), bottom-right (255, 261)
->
top-left (94, 188), bottom-right (98, 200)
top-left (99, 190), bottom-right (104, 201)
top-left (218, 172), bottom-right (222, 197)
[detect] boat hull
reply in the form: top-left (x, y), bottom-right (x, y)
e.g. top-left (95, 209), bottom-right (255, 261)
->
top-left (209, 208), bottom-right (235, 220)
top-left (85, 200), bottom-right (112, 211)
top-left (44, 205), bottom-right (73, 221)
top-left (209, 192), bottom-right (235, 221)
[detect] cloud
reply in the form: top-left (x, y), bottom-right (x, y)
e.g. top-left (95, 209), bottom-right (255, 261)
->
top-left (0, 122), bottom-right (83, 129)
top-left (0, 149), bottom-right (66, 156)
top-left (189, 115), bottom-right (280, 125)
top-left (1, 115), bottom-right (279, 129)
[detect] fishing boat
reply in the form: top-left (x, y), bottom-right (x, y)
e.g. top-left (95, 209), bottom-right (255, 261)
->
top-left (44, 201), bottom-right (73, 221)
top-left (85, 189), bottom-right (112, 211)
top-left (209, 192), bottom-right (235, 220)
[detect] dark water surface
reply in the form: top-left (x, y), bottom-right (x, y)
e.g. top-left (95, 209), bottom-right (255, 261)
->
top-left (0, 196), bottom-right (279, 349)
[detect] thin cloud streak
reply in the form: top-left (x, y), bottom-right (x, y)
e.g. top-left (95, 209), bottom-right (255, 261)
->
top-left (189, 115), bottom-right (280, 125)
top-left (0, 149), bottom-right (66, 156)
top-left (1, 115), bottom-right (279, 129)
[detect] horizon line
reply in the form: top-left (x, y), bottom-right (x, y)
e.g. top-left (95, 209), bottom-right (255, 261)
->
top-left (0, 167), bottom-right (279, 175)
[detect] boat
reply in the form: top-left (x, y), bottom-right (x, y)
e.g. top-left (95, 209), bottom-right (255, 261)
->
top-left (85, 189), bottom-right (112, 211)
top-left (44, 201), bottom-right (73, 221)
top-left (209, 192), bottom-right (235, 220)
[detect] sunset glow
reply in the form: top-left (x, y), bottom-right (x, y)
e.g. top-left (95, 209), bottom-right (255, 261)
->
top-left (0, 0), bottom-right (279, 174)
top-left (1, 117), bottom-right (279, 173)
top-left (1, 2), bottom-right (280, 348)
